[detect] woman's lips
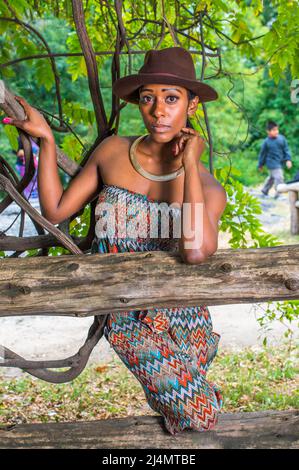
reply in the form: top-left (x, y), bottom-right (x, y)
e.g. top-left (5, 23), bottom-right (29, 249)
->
top-left (152, 125), bottom-right (171, 132)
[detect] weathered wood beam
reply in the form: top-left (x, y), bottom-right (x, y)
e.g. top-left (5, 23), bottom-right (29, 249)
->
top-left (1, 245), bottom-right (299, 318)
top-left (0, 410), bottom-right (297, 449)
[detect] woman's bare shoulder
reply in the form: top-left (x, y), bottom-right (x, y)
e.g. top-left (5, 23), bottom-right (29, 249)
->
top-left (199, 164), bottom-right (227, 196)
top-left (202, 173), bottom-right (227, 208)
top-left (93, 134), bottom-right (138, 163)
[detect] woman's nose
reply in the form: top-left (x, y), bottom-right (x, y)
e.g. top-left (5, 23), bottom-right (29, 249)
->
top-left (151, 99), bottom-right (166, 117)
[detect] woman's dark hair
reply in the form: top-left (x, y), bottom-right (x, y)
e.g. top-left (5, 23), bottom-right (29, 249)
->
top-left (186, 89), bottom-right (197, 129)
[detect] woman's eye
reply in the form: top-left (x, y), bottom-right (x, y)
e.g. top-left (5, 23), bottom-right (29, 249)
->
top-left (166, 95), bottom-right (178, 103)
top-left (140, 95), bottom-right (178, 104)
top-left (140, 95), bottom-right (151, 103)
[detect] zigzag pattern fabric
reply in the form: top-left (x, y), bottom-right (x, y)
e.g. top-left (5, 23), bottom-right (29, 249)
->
top-left (91, 184), bottom-right (223, 435)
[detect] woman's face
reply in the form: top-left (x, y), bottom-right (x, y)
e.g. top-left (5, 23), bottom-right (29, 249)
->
top-left (138, 83), bottom-right (198, 141)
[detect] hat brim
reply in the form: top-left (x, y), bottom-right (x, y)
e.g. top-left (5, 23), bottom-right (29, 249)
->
top-left (112, 73), bottom-right (218, 104)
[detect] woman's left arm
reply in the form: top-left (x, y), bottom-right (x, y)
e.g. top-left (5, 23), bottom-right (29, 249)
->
top-left (175, 128), bottom-right (227, 264)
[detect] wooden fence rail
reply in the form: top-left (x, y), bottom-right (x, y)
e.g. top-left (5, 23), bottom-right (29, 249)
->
top-left (0, 410), bottom-right (297, 449)
top-left (1, 245), bottom-right (299, 318)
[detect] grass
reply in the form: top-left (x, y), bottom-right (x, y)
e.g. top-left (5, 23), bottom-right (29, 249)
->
top-left (0, 340), bottom-right (297, 425)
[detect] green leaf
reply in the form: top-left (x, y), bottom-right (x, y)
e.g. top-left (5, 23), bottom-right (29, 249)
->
top-left (35, 61), bottom-right (53, 91)
top-left (4, 124), bottom-right (19, 151)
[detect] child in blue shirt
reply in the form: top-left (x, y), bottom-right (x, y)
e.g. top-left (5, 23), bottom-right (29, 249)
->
top-left (257, 121), bottom-right (292, 198)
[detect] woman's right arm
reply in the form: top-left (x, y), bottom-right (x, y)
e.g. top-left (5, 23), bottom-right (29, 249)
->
top-left (37, 134), bottom-right (106, 224)
top-left (3, 95), bottom-right (114, 225)
top-left (37, 134), bottom-right (64, 223)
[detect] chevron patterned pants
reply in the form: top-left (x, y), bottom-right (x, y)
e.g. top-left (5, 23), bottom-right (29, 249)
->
top-left (103, 305), bottom-right (223, 435)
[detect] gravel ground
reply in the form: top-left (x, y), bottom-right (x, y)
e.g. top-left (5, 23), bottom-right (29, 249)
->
top-left (0, 187), bottom-right (298, 378)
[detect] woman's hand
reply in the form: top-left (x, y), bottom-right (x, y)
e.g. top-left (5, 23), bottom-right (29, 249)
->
top-left (171, 127), bottom-right (206, 167)
top-left (2, 95), bottom-right (54, 141)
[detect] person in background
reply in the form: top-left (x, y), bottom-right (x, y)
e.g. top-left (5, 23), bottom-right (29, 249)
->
top-left (257, 120), bottom-right (292, 199)
top-left (15, 135), bottom-right (39, 199)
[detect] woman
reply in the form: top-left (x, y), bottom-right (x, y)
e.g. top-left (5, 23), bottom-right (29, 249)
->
top-left (2, 46), bottom-right (227, 435)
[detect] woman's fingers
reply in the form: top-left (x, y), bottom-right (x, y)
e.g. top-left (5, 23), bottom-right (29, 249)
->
top-left (178, 128), bottom-right (205, 155)
top-left (2, 116), bottom-right (27, 130)
top-left (181, 127), bottom-right (206, 145)
top-left (178, 133), bottom-right (190, 153)
top-left (2, 95), bottom-right (52, 139)
top-left (14, 95), bottom-right (32, 118)
top-left (173, 132), bottom-right (188, 156)
top-left (15, 95), bottom-right (28, 105)
top-left (172, 128), bottom-right (204, 156)
top-left (1, 96), bottom-right (31, 128)
top-left (173, 140), bottom-right (182, 156)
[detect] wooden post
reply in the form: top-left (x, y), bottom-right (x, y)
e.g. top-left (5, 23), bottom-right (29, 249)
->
top-left (277, 182), bottom-right (299, 235)
top-left (289, 190), bottom-right (299, 235)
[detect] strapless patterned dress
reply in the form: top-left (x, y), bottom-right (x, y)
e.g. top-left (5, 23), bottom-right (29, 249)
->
top-left (91, 184), bottom-right (223, 435)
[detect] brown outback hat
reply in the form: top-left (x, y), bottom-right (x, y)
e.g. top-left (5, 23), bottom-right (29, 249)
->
top-left (112, 46), bottom-right (218, 104)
